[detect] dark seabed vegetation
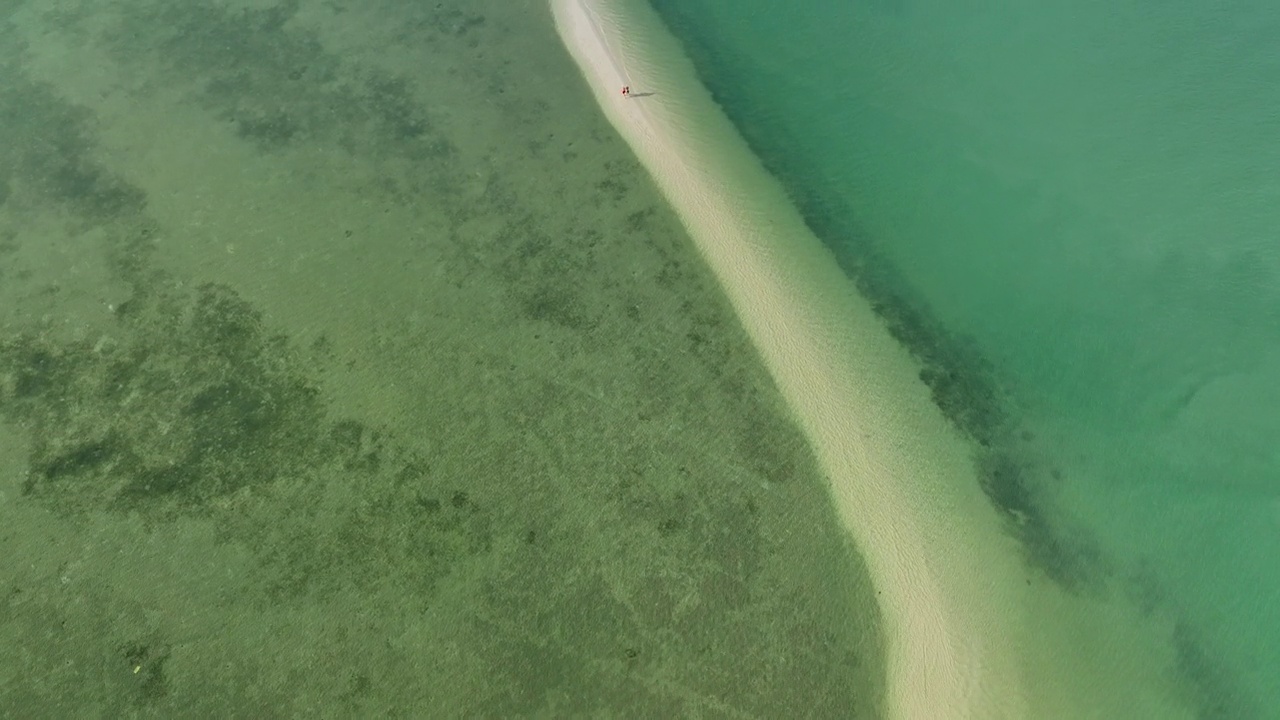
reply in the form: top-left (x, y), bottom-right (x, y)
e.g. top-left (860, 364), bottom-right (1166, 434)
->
top-left (0, 0), bottom-right (884, 716)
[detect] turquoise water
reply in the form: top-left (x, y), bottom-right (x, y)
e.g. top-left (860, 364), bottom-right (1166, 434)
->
top-left (650, 0), bottom-right (1280, 714)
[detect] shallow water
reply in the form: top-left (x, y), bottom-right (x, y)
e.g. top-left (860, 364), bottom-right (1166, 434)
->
top-left (0, 0), bottom-right (884, 715)
top-left (651, 0), bottom-right (1280, 714)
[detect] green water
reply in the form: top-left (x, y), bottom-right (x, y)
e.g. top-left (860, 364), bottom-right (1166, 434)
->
top-left (0, 0), bottom-right (887, 714)
top-left (651, 0), bottom-right (1280, 714)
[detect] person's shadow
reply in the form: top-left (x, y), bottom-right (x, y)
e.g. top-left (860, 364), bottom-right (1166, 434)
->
top-left (628, 92), bottom-right (655, 98)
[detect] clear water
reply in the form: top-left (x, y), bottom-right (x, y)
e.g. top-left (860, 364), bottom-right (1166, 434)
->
top-left (650, 0), bottom-right (1280, 714)
top-left (0, 0), bottom-right (890, 714)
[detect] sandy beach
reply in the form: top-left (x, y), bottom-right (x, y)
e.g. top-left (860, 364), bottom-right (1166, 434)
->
top-left (551, 0), bottom-right (1200, 718)
top-left (551, 1), bottom-right (1028, 716)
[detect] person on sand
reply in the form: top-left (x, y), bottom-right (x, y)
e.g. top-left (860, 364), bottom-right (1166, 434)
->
top-left (621, 85), bottom-right (630, 97)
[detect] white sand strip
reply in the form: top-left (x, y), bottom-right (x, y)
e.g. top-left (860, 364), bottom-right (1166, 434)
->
top-left (551, 1), bottom-right (1197, 718)
top-left (551, 1), bottom-right (1029, 717)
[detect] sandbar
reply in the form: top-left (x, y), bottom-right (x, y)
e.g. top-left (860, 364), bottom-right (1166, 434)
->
top-left (550, 0), bottom-right (1197, 718)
